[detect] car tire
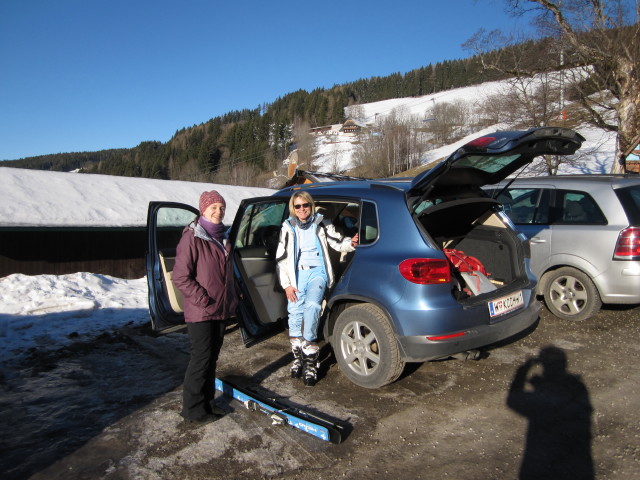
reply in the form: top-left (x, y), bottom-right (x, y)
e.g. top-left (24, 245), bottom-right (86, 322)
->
top-left (332, 304), bottom-right (405, 388)
top-left (541, 267), bottom-right (602, 321)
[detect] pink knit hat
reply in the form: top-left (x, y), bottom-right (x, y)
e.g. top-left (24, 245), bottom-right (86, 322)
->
top-left (199, 190), bottom-right (226, 214)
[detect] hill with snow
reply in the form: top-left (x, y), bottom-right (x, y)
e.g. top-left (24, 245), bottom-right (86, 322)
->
top-left (312, 76), bottom-right (617, 175)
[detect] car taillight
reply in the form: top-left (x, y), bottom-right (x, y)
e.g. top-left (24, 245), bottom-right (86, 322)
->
top-left (399, 259), bottom-right (451, 284)
top-left (614, 227), bottom-right (640, 259)
top-left (465, 136), bottom-right (496, 149)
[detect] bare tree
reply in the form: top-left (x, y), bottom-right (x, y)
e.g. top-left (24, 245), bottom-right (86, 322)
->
top-left (467, 0), bottom-right (640, 172)
top-left (475, 70), bottom-right (598, 173)
top-left (352, 107), bottom-right (427, 177)
top-left (327, 144), bottom-right (343, 173)
top-left (427, 100), bottom-right (472, 146)
top-left (345, 104), bottom-right (366, 122)
top-left (292, 117), bottom-right (317, 170)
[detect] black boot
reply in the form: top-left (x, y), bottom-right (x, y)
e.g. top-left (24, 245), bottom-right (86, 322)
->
top-left (302, 347), bottom-right (320, 387)
top-left (290, 338), bottom-right (303, 379)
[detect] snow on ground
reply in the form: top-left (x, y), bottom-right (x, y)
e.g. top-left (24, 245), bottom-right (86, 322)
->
top-left (357, 78), bottom-right (508, 124)
top-left (0, 273), bottom-right (148, 364)
top-left (0, 167), bottom-right (274, 227)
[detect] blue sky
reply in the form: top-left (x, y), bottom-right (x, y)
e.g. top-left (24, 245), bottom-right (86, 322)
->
top-left (0, 0), bottom-right (533, 161)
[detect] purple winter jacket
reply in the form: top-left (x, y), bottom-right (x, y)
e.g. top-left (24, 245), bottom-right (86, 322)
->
top-left (172, 221), bottom-right (238, 323)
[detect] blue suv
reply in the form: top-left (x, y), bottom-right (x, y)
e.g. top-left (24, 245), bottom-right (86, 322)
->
top-left (147, 127), bottom-right (584, 388)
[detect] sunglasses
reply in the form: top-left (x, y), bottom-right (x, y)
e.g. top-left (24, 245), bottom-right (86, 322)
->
top-left (293, 203), bottom-right (311, 210)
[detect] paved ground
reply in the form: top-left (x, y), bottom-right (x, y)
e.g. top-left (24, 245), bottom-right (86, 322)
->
top-left (3, 303), bottom-right (640, 480)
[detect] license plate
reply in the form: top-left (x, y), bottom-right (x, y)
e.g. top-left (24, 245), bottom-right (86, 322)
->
top-left (488, 290), bottom-right (524, 317)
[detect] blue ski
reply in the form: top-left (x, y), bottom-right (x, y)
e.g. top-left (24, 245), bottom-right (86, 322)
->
top-left (215, 377), bottom-right (343, 444)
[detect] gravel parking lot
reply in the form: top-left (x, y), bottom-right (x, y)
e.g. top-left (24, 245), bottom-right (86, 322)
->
top-left (3, 303), bottom-right (639, 480)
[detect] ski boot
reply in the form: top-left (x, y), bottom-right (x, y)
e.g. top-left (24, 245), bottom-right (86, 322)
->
top-left (302, 342), bottom-right (320, 387)
top-left (290, 337), bottom-right (304, 379)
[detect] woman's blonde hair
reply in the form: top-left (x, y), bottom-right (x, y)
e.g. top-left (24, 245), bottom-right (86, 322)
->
top-left (289, 191), bottom-right (315, 216)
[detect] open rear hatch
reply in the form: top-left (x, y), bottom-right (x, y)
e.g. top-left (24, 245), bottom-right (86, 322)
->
top-left (407, 127), bottom-right (584, 301)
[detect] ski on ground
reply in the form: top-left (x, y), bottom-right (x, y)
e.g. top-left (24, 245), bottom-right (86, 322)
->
top-left (214, 377), bottom-right (343, 444)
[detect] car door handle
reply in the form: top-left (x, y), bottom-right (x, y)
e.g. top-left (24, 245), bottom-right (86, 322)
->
top-left (530, 237), bottom-right (546, 244)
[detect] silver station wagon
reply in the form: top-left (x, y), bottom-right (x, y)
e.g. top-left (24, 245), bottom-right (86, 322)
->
top-left (147, 127), bottom-right (584, 388)
top-left (486, 174), bottom-right (640, 321)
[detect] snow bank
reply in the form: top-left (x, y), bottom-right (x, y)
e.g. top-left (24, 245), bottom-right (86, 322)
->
top-left (0, 167), bottom-right (274, 227)
top-left (0, 273), bottom-right (149, 363)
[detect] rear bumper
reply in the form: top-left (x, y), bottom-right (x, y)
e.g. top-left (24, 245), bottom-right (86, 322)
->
top-left (398, 299), bottom-right (541, 362)
top-left (597, 261), bottom-right (640, 304)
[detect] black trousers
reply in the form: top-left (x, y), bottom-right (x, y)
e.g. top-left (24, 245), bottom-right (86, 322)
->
top-left (181, 320), bottom-right (225, 420)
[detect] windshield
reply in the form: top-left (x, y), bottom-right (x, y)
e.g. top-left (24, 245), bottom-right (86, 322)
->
top-left (452, 154), bottom-right (522, 174)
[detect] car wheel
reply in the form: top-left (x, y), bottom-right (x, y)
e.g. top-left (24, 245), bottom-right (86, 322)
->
top-left (542, 267), bottom-right (602, 321)
top-left (332, 304), bottom-right (404, 388)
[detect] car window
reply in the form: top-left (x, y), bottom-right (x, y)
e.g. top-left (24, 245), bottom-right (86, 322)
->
top-left (235, 201), bottom-right (286, 251)
top-left (334, 202), bottom-right (360, 237)
top-left (317, 200), bottom-right (378, 245)
top-left (359, 201), bottom-right (379, 245)
top-left (556, 190), bottom-right (607, 225)
top-left (615, 185), bottom-right (640, 225)
top-left (156, 207), bottom-right (197, 251)
top-left (497, 188), bottom-right (550, 225)
top-left (454, 154), bottom-right (522, 173)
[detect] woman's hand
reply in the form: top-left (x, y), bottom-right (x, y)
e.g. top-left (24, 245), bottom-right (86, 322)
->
top-left (285, 286), bottom-right (299, 303)
top-left (350, 233), bottom-right (359, 247)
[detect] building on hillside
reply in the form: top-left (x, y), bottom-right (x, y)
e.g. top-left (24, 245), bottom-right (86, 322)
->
top-left (340, 118), bottom-right (365, 135)
top-left (309, 124), bottom-right (344, 136)
top-left (309, 125), bottom-right (333, 135)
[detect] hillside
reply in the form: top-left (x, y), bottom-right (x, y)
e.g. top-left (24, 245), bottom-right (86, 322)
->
top-left (309, 77), bottom-right (617, 178)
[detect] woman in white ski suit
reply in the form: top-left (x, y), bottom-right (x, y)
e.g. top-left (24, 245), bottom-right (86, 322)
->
top-left (276, 191), bottom-right (358, 386)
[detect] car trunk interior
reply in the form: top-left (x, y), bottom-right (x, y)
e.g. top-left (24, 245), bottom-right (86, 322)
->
top-left (416, 198), bottom-right (525, 297)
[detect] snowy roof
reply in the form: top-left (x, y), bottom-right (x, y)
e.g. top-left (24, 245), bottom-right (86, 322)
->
top-left (0, 167), bottom-right (274, 228)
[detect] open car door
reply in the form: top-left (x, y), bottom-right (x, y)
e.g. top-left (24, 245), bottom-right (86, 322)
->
top-left (146, 201), bottom-right (199, 333)
top-left (229, 197), bottom-right (289, 346)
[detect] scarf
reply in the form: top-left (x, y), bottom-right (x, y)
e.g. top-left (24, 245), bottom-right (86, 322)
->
top-left (291, 213), bottom-right (316, 230)
top-left (199, 217), bottom-right (225, 242)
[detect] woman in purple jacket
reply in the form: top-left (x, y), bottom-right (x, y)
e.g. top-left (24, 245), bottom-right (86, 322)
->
top-left (172, 190), bottom-right (238, 426)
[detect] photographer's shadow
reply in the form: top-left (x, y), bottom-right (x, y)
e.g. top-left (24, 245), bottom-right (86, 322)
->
top-left (507, 346), bottom-right (594, 480)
